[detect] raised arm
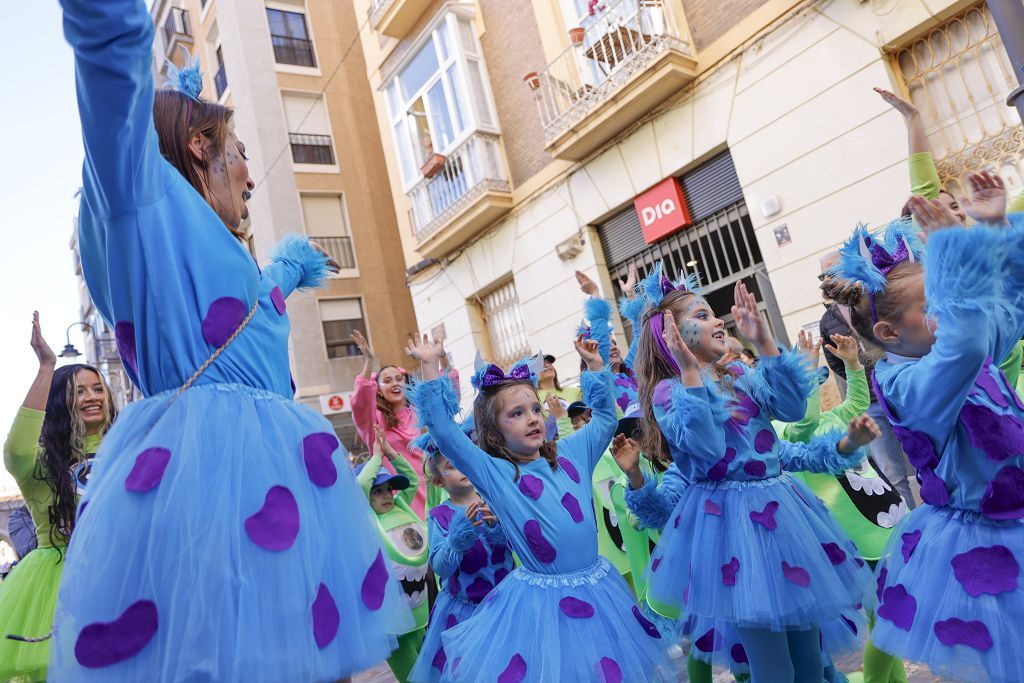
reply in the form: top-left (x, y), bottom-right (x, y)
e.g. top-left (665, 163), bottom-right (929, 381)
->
top-left (356, 451), bottom-right (384, 496)
top-left (262, 235), bottom-right (332, 300)
top-left (558, 338), bottom-right (615, 473)
top-left (374, 425), bottom-right (419, 506)
top-left (821, 335), bottom-right (869, 425)
top-left (740, 347), bottom-right (816, 423)
top-left (5, 314), bottom-right (55, 482)
top-left (779, 415), bottom-right (877, 474)
top-left (617, 265), bottom-right (642, 369)
top-left (624, 464), bottom-right (688, 531)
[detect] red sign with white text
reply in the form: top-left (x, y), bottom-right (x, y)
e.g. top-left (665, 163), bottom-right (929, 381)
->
top-left (633, 177), bottom-right (691, 244)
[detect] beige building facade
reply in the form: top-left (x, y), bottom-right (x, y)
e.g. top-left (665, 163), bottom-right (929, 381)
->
top-left (353, 0), bottom-right (1023, 401)
top-left (146, 0), bottom-right (419, 449)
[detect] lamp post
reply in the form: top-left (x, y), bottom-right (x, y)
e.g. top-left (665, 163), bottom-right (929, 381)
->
top-left (58, 321), bottom-right (94, 360)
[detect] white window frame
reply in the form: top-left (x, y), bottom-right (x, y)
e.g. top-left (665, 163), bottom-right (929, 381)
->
top-left (383, 7), bottom-right (501, 191)
top-left (280, 88), bottom-right (340, 174)
top-left (298, 191), bottom-right (359, 279)
top-left (266, 0), bottom-right (322, 77)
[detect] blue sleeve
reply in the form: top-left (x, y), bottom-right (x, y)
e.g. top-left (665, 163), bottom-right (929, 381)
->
top-left (619, 295), bottom-right (645, 370)
top-left (991, 219), bottom-right (1024, 361)
top-left (883, 226), bottom-right (1004, 435)
top-left (61, 0), bottom-right (168, 216)
top-left (778, 429), bottom-right (865, 474)
top-left (263, 235), bottom-right (331, 299)
top-left (408, 376), bottom-right (505, 499)
top-left (558, 370), bottom-right (617, 473)
top-left (624, 465), bottom-right (687, 530)
top-left (481, 520), bottom-right (507, 546)
top-left (741, 348), bottom-right (815, 422)
top-left (584, 297), bottom-right (612, 367)
top-left (654, 377), bottom-right (732, 469)
top-left (428, 510), bottom-right (478, 579)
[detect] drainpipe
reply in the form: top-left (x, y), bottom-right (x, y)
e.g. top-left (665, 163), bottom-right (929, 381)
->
top-left (988, 0), bottom-right (1024, 120)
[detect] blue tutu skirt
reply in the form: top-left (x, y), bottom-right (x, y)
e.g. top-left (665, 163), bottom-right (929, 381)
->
top-left (409, 591), bottom-right (478, 683)
top-left (49, 383), bottom-right (412, 682)
top-left (646, 474), bottom-right (869, 666)
top-left (439, 558), bottom-right (677, 682)
top-left (871, 504), bottom-right (1024, 683)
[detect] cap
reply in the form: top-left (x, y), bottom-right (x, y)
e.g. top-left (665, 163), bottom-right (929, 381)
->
top-left (615, 402), bottom-right (642, 439)
top-left (355, 463), bottom-right (410, 491)
top-left (567, 401), bottom-right (591, 418)
top-left (543, 354), bottom-right (556, 364)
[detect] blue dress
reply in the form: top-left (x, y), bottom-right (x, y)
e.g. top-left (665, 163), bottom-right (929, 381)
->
top-left (49, 2), bottom-right (411, 680)
top-left (410, 370), bottom-right (675, 681)
top-left (870, 221), bottom-right (1024, 683)
top-left (645, 350), bottom-right (871, 670)
top-left (409, 500), bottom-right (514, 683)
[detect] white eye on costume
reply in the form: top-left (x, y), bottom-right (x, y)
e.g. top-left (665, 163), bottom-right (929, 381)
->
top-left (73, 458), bottom-right (96, 495)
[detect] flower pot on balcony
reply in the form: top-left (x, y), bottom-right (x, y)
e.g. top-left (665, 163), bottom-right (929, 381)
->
top-left (523, 72), bottom-right (541, 90)
top-left (569, 27), bottom-right (585, 45)
top-left (420, 153), bottom-right (447, 179)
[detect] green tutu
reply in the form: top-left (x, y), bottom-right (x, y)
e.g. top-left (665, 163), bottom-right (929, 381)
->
top-left (0, 548), bottom-right (64, 682)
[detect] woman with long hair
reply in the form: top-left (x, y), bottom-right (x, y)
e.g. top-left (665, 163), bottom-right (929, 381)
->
top-left (48, 2), bottom-right (410, 679)
top-left (0, 313), bottom-right (117, 681)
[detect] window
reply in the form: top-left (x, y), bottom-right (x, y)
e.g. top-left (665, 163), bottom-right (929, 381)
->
top-left (479, 281), bottom-right (530, 368)
top-left (283, 92), bottom-right (335, 165)
top-left (214, 46), bottom-right (228, 98)
top-left (267, 7), bottom-right (316, 67)
top-left (892, 3), bottom-right (1023, 193)
top-left (319, 299), bottom-right (366, 359)
top-left (301, 194), bottom-right (356, 269)
top-left (384, 12), bottom-right (497, 186)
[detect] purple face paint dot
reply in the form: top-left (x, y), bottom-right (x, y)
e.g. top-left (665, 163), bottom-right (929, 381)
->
top-left (822, 542), bottom-right (847, 566)
top-left (494, 567), bottom-right (510, 584)
top-left (704, 499), bottom-right (722, 516)
top-left (631, 605), bottom-right (661, 639)
top-left (877, 584), bottom-right (916, 631)
top-left (74, 600), bottom-right (159, 668)
top-left (557, 457), bottom-right (580, 483)
top-left (951, 545), bottom-right (1019, 597)
top-left (652, 380), bottom-right (674, 408)
top-left (302, 432), bottom-right (339, 488)
top-left (754, 429), bottom-right (776, 454)
top-left (466, 576), bottom-right (494, 603)
top-left (202, 296), bottom-right (248, 347)
top-left (598, 657), bottom-right (622, 683)
top-left (919, 468), bottom-right (951, 507)
top-left (524, 520), bottom-right (556, 564)
top-left (934, 618), bottom-right (993, 651)
top-left (749, 501), bottom-right (779, 530)
top-left (842, 615), bottom-right (858, 635)
top-left (312, 583), bottom-right (340, 648)
top-left (445, 614), bottom-right (459, 629)
top-left (114, 321), bottom-right (138, 378)
top-left (781, 561), bottom-right (810, 587)
top-left (743, 459), bottom-right (767, 478)
top-left (561, 492), bottom-right (584, 523)
top-left (901, 530), bottom-right (922, 564)
top-left (721, 557), bottom-right (740, 586)
top-left (460, 540), bottom-right (488, 574)
top-left (961, 404), bottom-right (1024, 462)
top-left (270, 286), bottom-right (286, 315)
top-left (893, 426), bottom-right (938, 470)
top-left (361, 550), bottom-right (389, 611)
top-left (707, 448), bottom-right (737, 481)
top-left (731, 643), bottom-right (748, 665)
top-left (430, 505), bottom-right (455, 531)
top-left (981, 466), bottom-right (1024, 520)
top-left (695, 628), bottom-right (724, 653)
top-left (876, 567), bottom-right (888, 603)
top-left (244, 485), bottom-right (299, 551)
top-left (431, 646), bottom-right (447, 672)
top-left (559, 596), bottom-right (595, 619)
top-left (518, 474), bottom-right (544, 500)
top-left (651, 556), bottom-right (662, 573)
top-left (497, 653), bottom-right (527, 683)
top-left (124, 447), bottom-right (171, 493)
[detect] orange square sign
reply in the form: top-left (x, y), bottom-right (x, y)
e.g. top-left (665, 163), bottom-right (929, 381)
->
top-left (633, 177), bottom-right (692, 244)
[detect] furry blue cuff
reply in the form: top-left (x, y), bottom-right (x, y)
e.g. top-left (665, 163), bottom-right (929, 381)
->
top-left (742, 347), bottom-right (817, 407)
top-left (618, 295), bottom-right (646, 325)
top-left (584, 297), bottom-right (612, 366)
top-left (924, 226), bottom-right (1002, 315)
top-left (1001, 217), bottom-right (1024, 297)
top-left (406, 376), bottom-right (461, 428)
top-left (580, 369), bottom-right (616, 412)
top-left (624, 477), bottom-right (674, 530)
top-left (659, 377), bottom-right (734, 446)
top-left (270, 234), bottom-right (331, 290)
top-left (781, 429), bottom-right (865, 474)
top-left (446, 510), bottom-right (479, 552)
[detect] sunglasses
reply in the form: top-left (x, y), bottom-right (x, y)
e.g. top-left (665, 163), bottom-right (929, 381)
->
top-left (817, 273), bottom-right (829, 282)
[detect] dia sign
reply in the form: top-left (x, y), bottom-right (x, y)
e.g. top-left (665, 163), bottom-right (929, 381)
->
top-left (633, 177), bottom-right (692, 244)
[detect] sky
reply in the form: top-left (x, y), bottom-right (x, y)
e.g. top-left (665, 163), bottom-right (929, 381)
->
top-left (0, 4), bottom-right (89, 495)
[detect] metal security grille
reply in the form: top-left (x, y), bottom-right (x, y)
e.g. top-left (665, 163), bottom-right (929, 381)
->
top-left (480, 281), bottom-right (531, 368)
top-left (891, 2), bottom-right (1023, 194)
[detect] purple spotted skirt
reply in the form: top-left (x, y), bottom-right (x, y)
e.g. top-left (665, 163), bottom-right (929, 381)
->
top-left (439, 557), bottom-right (677, 681)
top-left (871, 504), bottom-right (1024, 683)
top-left (645, 474), bottom-right (870, 668)
top-left (49, 382), bottom-right (413, 682)
top-left (408, 590), bottom-right (478, 683)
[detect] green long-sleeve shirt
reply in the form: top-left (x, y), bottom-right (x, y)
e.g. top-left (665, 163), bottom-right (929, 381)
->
top-left (775, 367), bottom-right (869, 443)
top-left (909, 150), bottom-right (1024, 212)
top-left (358, 449), bottom-right (419, 507)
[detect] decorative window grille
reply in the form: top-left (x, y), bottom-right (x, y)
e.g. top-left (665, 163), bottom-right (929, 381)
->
top-left (479, 280), bottom-right (531, 368)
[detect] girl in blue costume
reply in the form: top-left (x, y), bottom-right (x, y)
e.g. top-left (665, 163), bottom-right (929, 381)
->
top-left (409, 420), bottom-right (515, 683)
top-left (405, 299), bottom-right (675, 682)
top-left (633, 264), bottom-right (874, 682)
top-left (49, 2), bottom-right (410, 679)
top-left (828, 172), bottom-right (1024, 682)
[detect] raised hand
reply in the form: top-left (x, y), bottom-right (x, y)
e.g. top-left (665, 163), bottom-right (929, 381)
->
top-left (824, 333), bottom-right (862, 370)
top-left (574, 333), bottom-right (604, 372)
top-left (30, 312), bottom-right (56, 368)
top-left (352, 330), bottom-right (373, 359)
top-left (611, 433), bottom-right (640, 473)
top-left (575, 270), bottom-right (600, 297)
top-left (373, 425), bottom-right (398, 461)
top-left (731, 281), bottom-right (771, 351)
top-left (873, 87), bottom-right (919, 119)
top-left (309, 240), bottom-right (341, 272)
top-left (406, 333), bottom-right (444, 363)
top-left (545, 393), bottom-right (567, 419)
top-left (661, 311), bottom-right (701, 388)
top-left (961, 171), bottom-right (1007, 225)
top-left (466, 501), bottom-right (497, 527)
top-left (797, 329), bottom-right (821, 366)
top-left (839, 414), bottom-right (881, 453)
top-left (618, 264), bottom-right (638, 299)
top-left (906, 194), bottom-right (964, 234)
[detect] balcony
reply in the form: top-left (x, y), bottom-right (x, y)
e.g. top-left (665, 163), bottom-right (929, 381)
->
top-left (272, 34), bottom-right (316, 67)
top-left (289, 133), bottom-right (335, 165)
top-left (214, 62), bottom-right (228, 99)
top-left (310, 236), bottom-right (356, 270)
top-left (368, 0), bottom-right (431, 39)
top-left (529, 0), bottom-right (696, 161)
top-left (163, 7), bottom-right (192, 58)
top-left (406, 132), bottom-right (513, 259)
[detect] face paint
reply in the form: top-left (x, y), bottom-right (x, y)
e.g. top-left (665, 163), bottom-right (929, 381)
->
top-left (681, 320), bottom-right (702, 348)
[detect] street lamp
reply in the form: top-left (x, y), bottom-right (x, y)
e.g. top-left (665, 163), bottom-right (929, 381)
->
top-left (59, 321), bottom-right (94, 359)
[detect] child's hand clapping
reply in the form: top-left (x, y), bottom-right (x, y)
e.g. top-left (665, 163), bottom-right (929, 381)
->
top-left (823, 333), bottom-right (862, 371)
top-left (907, 195), bottom-right (964, 236)
top-left (575, 334), bottom-right (604, 372)
top-left (797, 330), bottom-right (821, 366)
top-left (611, 434), bottom-right (645, 489)
top-left (838, 415), bottom-right (881, 454)
top-left (961, 171), bottom-right (1008, 225)
top-left (373, 425), bottom-right (398, 461)
top-left (466, 501), bottom-right (497, 527)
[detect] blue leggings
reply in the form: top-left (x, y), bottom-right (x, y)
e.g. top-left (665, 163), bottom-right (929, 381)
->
top-left (734, 626), bottom-right (823, 683)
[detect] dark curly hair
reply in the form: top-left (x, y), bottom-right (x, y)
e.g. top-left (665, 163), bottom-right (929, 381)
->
top-left (35, 364), bottom-right (117, 552)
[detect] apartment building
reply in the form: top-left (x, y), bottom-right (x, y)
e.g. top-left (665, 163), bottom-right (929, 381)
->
top-left (148, 0), bottom-right (419, 449)
top-left (353, 0), bottom-right (1023, 401)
